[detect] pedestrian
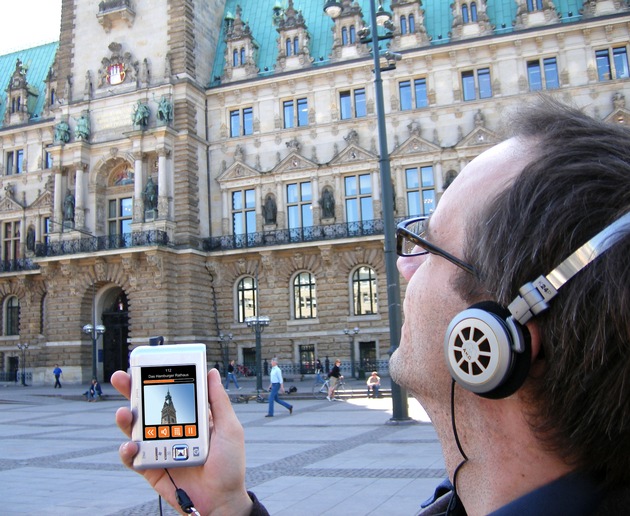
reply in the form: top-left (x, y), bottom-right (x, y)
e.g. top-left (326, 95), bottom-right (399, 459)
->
top-left (213, 361), bottom-right (221, 373)
top-left (53, 364), bottom-right (62, 388)
top-left (87, 378), bottom-right (102, 401)
top-left (327, 359), bottom-right (342, 401)
top-left (315, 359), bottom-right (324, 383)
top-left (366, 371), bottom-right (380, 398)
top-left (265, 357), bottom-right (292, 417)
top-left (224, 359), bottom-right (241, 391)
top-left (112, 98), bottom-right (630, 514)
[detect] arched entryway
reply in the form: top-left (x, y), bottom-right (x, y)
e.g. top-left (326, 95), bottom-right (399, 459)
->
top-left (102, 289), bottom-right (129, 381)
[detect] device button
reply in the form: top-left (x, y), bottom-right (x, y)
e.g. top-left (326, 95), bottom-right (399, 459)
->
top-left (171, 425), bottom-right (184, 438)
top-left (184, 424), bottom-right (197, 437)
top-left (173, 444), bottom-right (189, 461)
top-left (145, 427), bottom-right (157, 439)
top-left (158, 426), bottom-right (170, 438)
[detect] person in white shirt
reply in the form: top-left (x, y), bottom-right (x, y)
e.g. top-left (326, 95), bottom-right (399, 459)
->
top-left (266, 357), bottom-right (293, 417)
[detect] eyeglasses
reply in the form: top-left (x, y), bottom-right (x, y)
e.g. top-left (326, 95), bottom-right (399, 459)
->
top-left (396, 216), bottom-right (476, 276)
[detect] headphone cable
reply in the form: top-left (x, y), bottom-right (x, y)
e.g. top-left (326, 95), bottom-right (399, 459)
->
top-left (446, 379), bottom-right (468, 515)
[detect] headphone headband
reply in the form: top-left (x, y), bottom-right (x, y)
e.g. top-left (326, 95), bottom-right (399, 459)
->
top-left (508, 211), bottom-right (630, 325)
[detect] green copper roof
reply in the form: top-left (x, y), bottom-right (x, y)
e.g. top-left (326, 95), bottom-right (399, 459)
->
top-left (0, 42), bottom-right (58, 128)
top-left (210, 0), bottom-right (586, 85)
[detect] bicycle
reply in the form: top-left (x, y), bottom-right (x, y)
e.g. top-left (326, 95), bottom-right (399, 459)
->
top-left (312, 377), bottom-right (347, 400)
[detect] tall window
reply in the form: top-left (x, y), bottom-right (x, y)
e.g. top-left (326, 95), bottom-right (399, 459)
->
top-left (527, 57), bottom-right (559, 91)
top-left (5, 296), bottom-right (19, 336)
top-left (400, 16), bottom-right (408, 34)
top-left (3, 221), bottom-right (20, 262)
top-left (229, 107), bottom-right (254, 137)
top-left (462, 4), bottom-right (469, 23)
top-left (232, 189), bottom-right (256, 238)
top-left (236, 276), bottom-right (257, 322)
top-left (283, 98), bottom-right (308, 128)
top-left (43, 217), bottom-right (51, 245)
top-left (405, 166), bottom-right (435, 216)
top-left (287, 182), bottom-right (313, 240)
top-left (399, 78), bottom-right (428, 110)
top-left (462, 68), bottom-right (492, 101)
top-left (6, 150), bottom-right (24, 175)
top-left (299, 344), bottom-right (316, 374)
top-left (345, 174), bottom-right (373, 225)
top-left (341, 25), bottom-right (356, 45)
top-left (340, 88), bottom-right (366, 120)
top-left (471, 2), bottom-right (478, 21)
top-left (596, 47), bottom-right (629, 81)
top-left (293, 272), bottom-right (317, 319)
top-left (108, 198), bottom-right (133, 236)
top-left (527, 0), bottom-right (543, 11)
top-left (44, 150), bottom-right (53, 169)
top-left (352, 266), bottom-right (378, 316)
top-left (408, 14), bottom-right (415, 32)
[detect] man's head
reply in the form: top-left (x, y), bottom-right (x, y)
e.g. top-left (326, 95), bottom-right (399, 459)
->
top-left (271, 357), bottom-right (278, 366)
top-left (392, 97), bottom-right (630, 488)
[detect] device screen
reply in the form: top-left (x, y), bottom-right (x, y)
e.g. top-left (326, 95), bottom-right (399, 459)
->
top-left (140, 365), bottom-right (198, 441)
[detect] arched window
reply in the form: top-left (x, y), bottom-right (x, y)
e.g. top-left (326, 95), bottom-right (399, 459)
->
top-left (349, 25), bottom-right (356, 43)
top-left (352, 266), bottom-right (378, 315)
top-left (342, 26), bottom-right (348, 45)
top-left (240, 47), bottom-right (246, 65)
top-left (50, 88), bottom-right (55, 107)
top-left (293, 37), bottom-right (299, 55)
top-left (462, 4), bottom-right (469, 23)
top-left (5, 296), bottom-right (20, 336)
top-left (400, 16), bottom-right (408, 35)
top-left (471, 2), bottom-right (478, 21)
top-left (293, 272), bottom-right (317, 319)
top-left (236, 276), bottom-right (257, 323)
top-left (233, 49), bottom-right (239, 66)
top-left (409, 14), bottom-right (415, 32)
top-left (286, 38), bottom-right (292, 56)
top-left (527, 0), bottom-right (543, 11)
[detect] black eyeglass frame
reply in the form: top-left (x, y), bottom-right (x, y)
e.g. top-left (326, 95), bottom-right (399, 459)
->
top-left (396, 216), bottom-right (476, 276)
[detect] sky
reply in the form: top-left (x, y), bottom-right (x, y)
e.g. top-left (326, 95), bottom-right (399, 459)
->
top-left (0, 0), bottom-right (62, 55)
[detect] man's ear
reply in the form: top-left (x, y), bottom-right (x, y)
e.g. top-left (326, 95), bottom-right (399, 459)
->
top-left (525, 321), bottom-right (543, 362)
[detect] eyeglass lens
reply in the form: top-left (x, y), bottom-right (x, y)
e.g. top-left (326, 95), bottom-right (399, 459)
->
top-left (400, 218), bottom-right (428, 255)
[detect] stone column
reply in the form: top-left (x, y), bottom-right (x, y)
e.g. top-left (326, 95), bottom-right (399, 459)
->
top-left (156, 146), bottom-right (170, 219)
top-left (133, 152), bottom-right (145, 222)
top-left (53, 168), bottom-right (64, 229)
top-left (74, 162), bottom-right (88, 229)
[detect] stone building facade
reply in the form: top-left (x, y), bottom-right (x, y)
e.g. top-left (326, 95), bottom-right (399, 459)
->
top-left (0, 0), bottom-right (629, 384)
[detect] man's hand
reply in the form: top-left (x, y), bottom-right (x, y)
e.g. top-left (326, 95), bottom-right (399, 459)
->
top-left (112, 368), bottom-right (253, 516)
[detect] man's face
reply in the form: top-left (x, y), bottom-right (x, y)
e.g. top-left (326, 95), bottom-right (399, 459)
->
top-left (389, 137), bottom-right (532, 414)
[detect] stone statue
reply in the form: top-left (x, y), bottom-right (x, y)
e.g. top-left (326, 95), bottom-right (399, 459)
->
top-left (132, 101), bottom-right (150, 128)
top-left (157, 96), bottom-right (173, 125)
top-left (26, 226), bottom-right (35, 251)
top-left (319, 187), bottom-right (335, 219)
top-left (74, 114), bottom-right (90, 141)
top-left (263, 194), bottom-right (277, 225)
top-left (54, 120), bottom-right (71, 143)
top-left (143, 177), bottom-right (158, 211)
top-left (63, 190), bottom-right (75, 221)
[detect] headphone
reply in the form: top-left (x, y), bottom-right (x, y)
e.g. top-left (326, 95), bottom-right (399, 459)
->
top-left (444, 211), bottom-right (630, 399)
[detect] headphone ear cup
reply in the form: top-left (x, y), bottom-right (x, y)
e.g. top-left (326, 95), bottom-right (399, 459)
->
top-left (444, 301), bottom-right (531, 400)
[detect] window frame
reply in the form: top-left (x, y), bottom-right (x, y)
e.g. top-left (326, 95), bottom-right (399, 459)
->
top-left (352, 266), bottom-right (378, 316)
top-left (462, 67), bottom-right (492, 101)
top-left (229, 107), bottom-right (254, 138)
top-left (5, 295), bottom-right (20, 336)
top-left (283, 97), bottom-right (309, 129)
top-left (236, 275), bottom-right (257, 323)
top-left (340, 88), bottom-right (366, 120)
top-left (405, 166), bottom-right (436, 217)
top-left (293, 271), bottom-right (317, 320)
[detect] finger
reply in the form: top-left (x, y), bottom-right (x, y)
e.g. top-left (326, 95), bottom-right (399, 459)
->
top-left (115, 406), bottom-right (134, 438)
top-left (111, 370), bottom-right (131, 400)
top-left (118, 440), bottom-right (138, 469)
top-left (207, 369), bottom-right (243, 437)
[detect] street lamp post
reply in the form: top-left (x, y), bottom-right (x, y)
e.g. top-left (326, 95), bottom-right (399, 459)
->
top-left (16, 342), bottom-right (29, 386)
top-left (325, 0), bottom-right (409, 421)
top-left (245, 315), bottom-right (270, 392)
top-left (344, 327), bottom-right (359, 378)
top-left (82, 282), bottom-right (105, 380)
top-left (219, 332), bottom-right (233, 377)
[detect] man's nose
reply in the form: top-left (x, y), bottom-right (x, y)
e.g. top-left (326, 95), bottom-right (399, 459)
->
top-left (397, 254), bottom-right (422, 281)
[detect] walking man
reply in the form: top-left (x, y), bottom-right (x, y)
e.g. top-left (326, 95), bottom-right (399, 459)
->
top-left (224, 359), bottom-right (241, 391)
top-left (266, 357), bottom-right (293, 417)
top-left (53, 364), bottom-right (62, 388)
